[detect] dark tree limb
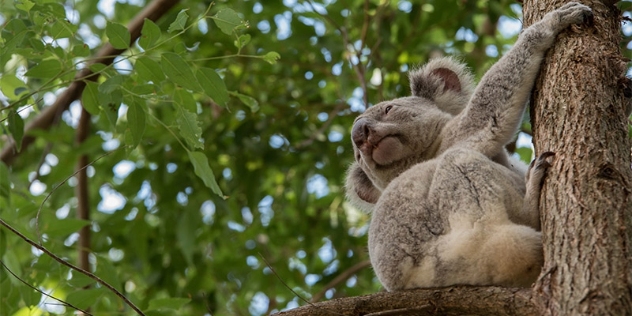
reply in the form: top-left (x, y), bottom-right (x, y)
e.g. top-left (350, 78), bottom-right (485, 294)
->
top-left (75, 108), bottom-right (91, 279)
top-left (0, 0), bottom-right (181, 166)
top-left (275, 286), bottom-right (537, 316)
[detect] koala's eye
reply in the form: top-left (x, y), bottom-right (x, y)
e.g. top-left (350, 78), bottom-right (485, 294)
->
top-left (385, 105), bottom-right (393, 115)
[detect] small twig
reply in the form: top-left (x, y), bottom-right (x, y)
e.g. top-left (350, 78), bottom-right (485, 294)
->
top-left (310, 260), bottom-right (371, 303)
top-left (0, 219), bottom-right (145, 315)
top-left (0, 259), bottom-right (93, 315)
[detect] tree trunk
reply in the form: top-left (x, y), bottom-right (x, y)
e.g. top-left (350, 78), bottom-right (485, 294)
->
top-left (523, 0), bottom-right (632, 314)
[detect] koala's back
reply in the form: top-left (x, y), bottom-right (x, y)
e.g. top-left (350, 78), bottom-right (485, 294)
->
top-left (369, 148), bottom-right (542, 290)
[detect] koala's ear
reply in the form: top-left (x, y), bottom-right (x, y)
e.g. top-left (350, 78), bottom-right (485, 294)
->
top-left (409, 57), bottom-right (475, 116)
top-left (345, 162), bottom-right (380, 213)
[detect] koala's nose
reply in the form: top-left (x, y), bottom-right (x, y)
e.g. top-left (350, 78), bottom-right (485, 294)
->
top-left (352, 118), bottom-right (371, 146)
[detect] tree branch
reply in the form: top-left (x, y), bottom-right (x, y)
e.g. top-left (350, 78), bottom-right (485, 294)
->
top-left (0, 0), bottom-right (181, 166)
top-left (275, 286), bottom-right (537, 316)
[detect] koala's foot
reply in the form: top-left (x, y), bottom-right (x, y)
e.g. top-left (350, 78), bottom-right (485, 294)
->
top-left (546, 2), bottom-right (593, 31)
top-left (521, 152), bottom-right (555, 230)
top-left (526, 151), bottom-right (555, 184)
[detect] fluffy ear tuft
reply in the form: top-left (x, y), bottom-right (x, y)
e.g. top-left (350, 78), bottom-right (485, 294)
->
top-left (345, 162), bottom-right (380, 213)
top-left (409, 57), bottom-right (475, 115)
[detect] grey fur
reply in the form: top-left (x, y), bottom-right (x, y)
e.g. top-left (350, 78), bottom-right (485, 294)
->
top-left (345, 2), bottom-right (592, 290)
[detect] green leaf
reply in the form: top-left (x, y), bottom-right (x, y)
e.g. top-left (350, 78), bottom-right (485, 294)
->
top-left (173, 89), bottom-right (197, 112)
top-left (148, 297), bottom-right (191, 311)
top-left (213, 8), bottom-right (244, 35)
top-left (139, 19), bottom-right (161, 49)
top-left (72, 44), bottom-right (90, 57)
top-left (24, 59), bottom-right (62, 79)
top-left (42, 218), bottom-right (90, 237)
top-left (66, 288), bottom-right (106, 310)
top-left (175, 109), bottom-right (203, 150)
top-left (0, 162), bottom-right (10, 205)
top-left (168, 9), bottom-right (189, 33)
top-left (187, 151), bottom-right (223, 197)
top-left (49, 19), bottom-right (76, 39)
top-left (262, 51), bottom-right (281, 64)
top-left (96, 256), bottom-right (123, 292)
top-left (67, 271), bottom-right (96, 289)
top-left (106, 22), bottom-right (130, 49)
top-left (19, 283), bottom-right (40, 306)
top-left (234, 34), bottom-right (251, 49)
top-left (81, 81), bottom-right (101, 115)
top-left (15, 0), bottom-right (35, 12)
top-left (127, 101), bottom-right (146, 149)
top-left (177, 210), bottom-right (196, 264)
top-left (161, 53), bottom-right (201, 92)
top-left (231, 91), bottom-right (259, 112)
top-left (0, 75), bottom-right (28, 100)
top-left (8, 110), bottom-right (24, 152)
top-left (196, 68), bottom-right (229, 106)
top-left (99, 75), bottom-right (125, 94)
top-left (135, 57), bottom-right (165, 83)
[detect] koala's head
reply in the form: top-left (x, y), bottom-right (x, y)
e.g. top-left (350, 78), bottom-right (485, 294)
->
top-left (346, 57), bottom-right (475, 209)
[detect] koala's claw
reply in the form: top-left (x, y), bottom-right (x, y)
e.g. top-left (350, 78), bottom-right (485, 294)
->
top-left (535, 151), bottom-right (555, 170)
top-left (554, 2), bottom-right (593, 28)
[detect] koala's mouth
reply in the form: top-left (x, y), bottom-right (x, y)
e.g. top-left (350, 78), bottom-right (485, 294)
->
top-left (368, 135), bottom-right (410, 167)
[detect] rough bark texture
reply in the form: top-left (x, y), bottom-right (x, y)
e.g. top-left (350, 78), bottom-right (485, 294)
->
top-left (523, 0), bottom-right (632, 314)
top-left (275, 286), bottom-right (537, 316)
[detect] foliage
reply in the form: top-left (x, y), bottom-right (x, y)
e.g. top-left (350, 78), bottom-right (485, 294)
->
top-left (1, 0), bottom-right (631, 315)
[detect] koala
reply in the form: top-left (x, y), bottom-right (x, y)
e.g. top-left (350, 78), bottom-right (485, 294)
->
top-left (345, 2), bottom-right (592, 290)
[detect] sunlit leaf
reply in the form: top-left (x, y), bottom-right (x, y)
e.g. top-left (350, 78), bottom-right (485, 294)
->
top-left (188, 151), bottom-right (223, 196)
top-left (213, 8), bottom-right (244, 35)
top-left (161, 53), bottom-right (201, 92)
top-left (262, 51), bottom-right (281, 64)
top-left (24, 59), bottom-right (62, 79)
top-left (139, 19), bottom-right (161, 49)
top-left (168, 9), bottom-right (189, 33)
top-left (106, 22), bottom-right (131, 49)
top-left (15, 0), bottom-right (34, 12)
top-left (0, 75), bottom-right (28, 100)
top-left (81, 81), bottom-right (101, 115)
top-left (196, 68), bottom-right (229, 106)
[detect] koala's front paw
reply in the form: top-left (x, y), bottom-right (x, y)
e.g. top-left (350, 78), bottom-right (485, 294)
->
top-left (552, 2), bottom-right (593, 29)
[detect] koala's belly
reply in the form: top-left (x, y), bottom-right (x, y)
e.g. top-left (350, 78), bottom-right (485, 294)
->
top-left (368, 148), bottom-right (527, 289)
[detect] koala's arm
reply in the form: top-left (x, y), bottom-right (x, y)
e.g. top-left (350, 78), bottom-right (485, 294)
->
top-left (345, 162), bottom-right (381, 213)
top-left (449, 3), bottom-right (592, 158)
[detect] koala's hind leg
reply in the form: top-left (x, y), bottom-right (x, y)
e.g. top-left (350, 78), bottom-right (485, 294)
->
top-left (521, 152), bottom-right (555, 231)
top-left (435, 223), bottom-right (543, 287)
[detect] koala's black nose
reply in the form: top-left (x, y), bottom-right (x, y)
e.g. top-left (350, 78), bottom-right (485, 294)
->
top-left (352, 118), bottom-right (370, 146)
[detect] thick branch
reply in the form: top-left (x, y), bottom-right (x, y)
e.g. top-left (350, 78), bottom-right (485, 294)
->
top-left (0, 0), bottom-right (180, 166)
top-left (275, 286), bottom-right (537, 316)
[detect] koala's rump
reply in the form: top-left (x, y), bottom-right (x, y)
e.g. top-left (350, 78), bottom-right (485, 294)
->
top-left (368, 148), bottom-right (531, 290)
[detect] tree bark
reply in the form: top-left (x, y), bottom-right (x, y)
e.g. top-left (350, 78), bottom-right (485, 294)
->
top-left (523, 0), bottom-right (632, 314)
top-left (274, 286), bottom-right (537, 316)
